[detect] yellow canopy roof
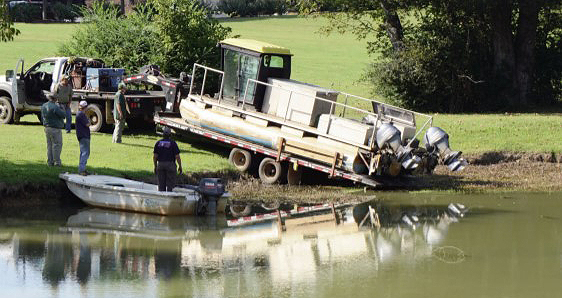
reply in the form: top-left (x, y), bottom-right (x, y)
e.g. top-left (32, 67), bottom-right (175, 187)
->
top-left (220, 38), bottom-right (291, 55)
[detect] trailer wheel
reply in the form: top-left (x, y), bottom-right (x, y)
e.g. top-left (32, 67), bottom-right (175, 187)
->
top-left (286, 165), bottom-right (302, 186)
top-left (84, 104), bottom-right (105, 132)
top-left (258, 158), bottom-right (286, 184)
top-left (229, 148), bottom-right (252, 172)
top-left (229, 203), bottom-right (252, 217)
top-left (0, 96), bottom-right (14, 124)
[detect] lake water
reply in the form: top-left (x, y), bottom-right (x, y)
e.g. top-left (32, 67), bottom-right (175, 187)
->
top-left (1, 192), bottom-right (561, 298)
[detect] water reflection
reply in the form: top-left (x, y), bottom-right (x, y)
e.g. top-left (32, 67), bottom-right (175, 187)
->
top-left (1, 194), bottom-right (561, 298)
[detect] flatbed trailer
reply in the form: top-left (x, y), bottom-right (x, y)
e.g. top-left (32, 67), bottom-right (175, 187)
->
top-left (154, 112), bottom-right (386, 188)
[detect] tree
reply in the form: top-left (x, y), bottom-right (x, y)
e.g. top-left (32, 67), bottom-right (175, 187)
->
top-left (298, 0), bottom-right (562, 112)
top-left (1, 0), bottom-right (20, 42)
top-left (58, 0), bottom-right (231, 76)
top-left (150, 0), bottom-right (231, 76)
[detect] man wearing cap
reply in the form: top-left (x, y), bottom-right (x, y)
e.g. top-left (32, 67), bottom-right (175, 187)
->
top-left (153, 127), bottom-right (183, 191)
top-left (76, 100), bottom-right (91, 175)
top-left (112, 82), bottom-right (129, 143)
top-left (53, 74), bottom-right (73, 133)
top-left (41, 95), bottom-right (66, 166)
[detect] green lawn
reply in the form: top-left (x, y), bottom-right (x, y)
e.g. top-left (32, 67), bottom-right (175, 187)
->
top-left (1, 18), bottom-right (561, 185)
top-left (0, 115), bottom-right (232, 184)
top-left (0, 23), bottom-right (78, 72)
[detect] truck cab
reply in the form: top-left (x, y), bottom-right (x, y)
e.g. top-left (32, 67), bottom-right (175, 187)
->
top-left (0, 57), bottom-right (106, 124)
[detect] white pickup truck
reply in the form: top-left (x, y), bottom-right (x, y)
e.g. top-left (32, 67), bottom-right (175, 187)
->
top-left (0, 57), bottom-right (167, 131)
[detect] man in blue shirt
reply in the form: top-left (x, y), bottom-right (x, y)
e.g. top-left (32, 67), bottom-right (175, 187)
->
top-left (153, 127), bottom-right (183, 191)
top-left (75, 100), bottom-right (91, 175)
top-left (41, 95), bottom-right (66, 166)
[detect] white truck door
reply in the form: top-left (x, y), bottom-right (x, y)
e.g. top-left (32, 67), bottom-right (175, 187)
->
top-left (10, 59), bottom-right (26, 109)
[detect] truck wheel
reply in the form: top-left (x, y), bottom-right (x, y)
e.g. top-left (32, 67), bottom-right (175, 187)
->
top-left (84, 104), bottom-right (105, 132)
top-left (229, 148), bottom-right (252, 172)
top-left (0, 96), bottom-right (14, 124)
top-left (287, 165), bottom-right (302, 186)
top-left (258, 158), bottom-right (286, 184)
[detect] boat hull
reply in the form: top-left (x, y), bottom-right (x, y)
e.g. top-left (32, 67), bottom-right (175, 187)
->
top-left (60, 173), bottom-right (227, 216)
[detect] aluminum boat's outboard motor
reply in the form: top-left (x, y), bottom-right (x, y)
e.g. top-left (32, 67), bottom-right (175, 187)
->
top-left (197, 178), bottom-right (226, 215)
top-left (376, 123), bottom-right (421, 171)
top-left (424, 127), bottom-right (467, 171)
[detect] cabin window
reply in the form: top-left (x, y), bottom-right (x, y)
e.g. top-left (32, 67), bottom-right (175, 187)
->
top-left (223, 49), bottom-right (259, 103)
top-left (263, 55), bottom-right (284, 68)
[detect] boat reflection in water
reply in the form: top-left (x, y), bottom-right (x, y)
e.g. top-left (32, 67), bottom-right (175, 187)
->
top-left (0, 201), bottom-right (468, 296)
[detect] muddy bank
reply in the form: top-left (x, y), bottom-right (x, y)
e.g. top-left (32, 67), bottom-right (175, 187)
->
top-left (1, 152), bottom-right (561, 208)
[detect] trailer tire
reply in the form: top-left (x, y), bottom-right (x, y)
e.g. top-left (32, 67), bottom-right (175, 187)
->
top-left (0, 96), bottom-right (14, 124)
top-left (84, 104), bottom-right (105, 132)
top-left (258, 158), bottom-right (286, 184)
top-left (229, 203), bottom-right (252, 217)
top-left (229, 148), bottom-right (252, 172)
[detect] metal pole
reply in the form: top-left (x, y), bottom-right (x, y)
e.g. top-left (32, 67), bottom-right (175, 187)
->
top-left (200, 68), bottom-right (208, 97)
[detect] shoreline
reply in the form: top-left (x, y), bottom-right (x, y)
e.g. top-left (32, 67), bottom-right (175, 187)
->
top-left (1, 152), bottom-right (561, 208)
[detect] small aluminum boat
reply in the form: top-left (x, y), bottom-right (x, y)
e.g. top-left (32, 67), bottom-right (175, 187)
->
top-left (59, 173), bottom-right (229, 215)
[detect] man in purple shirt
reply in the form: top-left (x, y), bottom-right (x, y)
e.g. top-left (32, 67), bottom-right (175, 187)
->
top-left (76, 101), bottom-right (91, 175)
top-left (153, 127), bottom-right (183, 191)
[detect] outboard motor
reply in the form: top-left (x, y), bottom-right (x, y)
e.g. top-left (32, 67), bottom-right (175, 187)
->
top-left (197, 178), bottom-right (226, 215)
top-left (424, 127), bottom-right (467, 171)
top-left (376, 123), bottom-right (421, 170)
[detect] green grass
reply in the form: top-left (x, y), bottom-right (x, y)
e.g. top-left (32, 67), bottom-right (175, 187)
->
top-left (0, 115), bottom-right (232, 184)
top-left (221, 15), bottom-right (373, 97)
top-left (0, 23), bottom-right (78, 72)
top-left (1, 19), bottom-right (561, 186)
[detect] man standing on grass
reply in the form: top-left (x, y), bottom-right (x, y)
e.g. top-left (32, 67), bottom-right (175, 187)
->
top-left (153, 127), bottom-right (183, 191)
top-left (112, 82), bottom-right (129, 143)
top-left (76, 100), bottom-right (91, 175)
top-left (41, 95), bottom-right (65, 166)
top-left (53, 74), bottom-right (73, 133)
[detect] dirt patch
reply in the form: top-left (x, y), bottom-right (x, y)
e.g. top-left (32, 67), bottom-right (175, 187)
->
top-left (1, 152), bottom-right (560, 207)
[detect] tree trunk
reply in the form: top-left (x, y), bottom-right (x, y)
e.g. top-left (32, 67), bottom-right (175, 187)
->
top-left (379, 0), bottom-right (405, 51)
top-left (42, 0), bottom-right (47, 20)
top-left (514, 0), bottom-right (540, 107)
top-left (120, 0), bottom-right (125, 15)
top-left (490, 0), bottom-right (516, 107)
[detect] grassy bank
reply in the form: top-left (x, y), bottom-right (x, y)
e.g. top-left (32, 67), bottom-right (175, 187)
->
top-left (1, 18), bottom-right (561, 194)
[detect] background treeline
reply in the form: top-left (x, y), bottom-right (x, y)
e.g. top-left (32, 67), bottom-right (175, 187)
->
top-left (11, 0), bottom-right (562, 113)
top-left (8, 0), bottom-right (83, 22)
top-left (58, 1), bottom-right (231, 77)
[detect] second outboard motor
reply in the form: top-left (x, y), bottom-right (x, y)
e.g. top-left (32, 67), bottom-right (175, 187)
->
top-left (197, 178), bottom-right (226, 215)
top-left (424, 127), bottom-right (467, 171)
top-left (376, 123), bottom-right (421, 170)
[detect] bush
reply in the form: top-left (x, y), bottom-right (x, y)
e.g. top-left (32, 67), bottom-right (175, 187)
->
top-left (217, 0), bottom-right (287, 17)
top-left (9, 3), bottom-right (42, 22)
top-left (49, 2), bottom-right (82, 21)
top-left (151, 0), bottom-right (231, 76)
top-left (58, 3), bottom-right (160, 73)
top-left (58, 0), bottom-right (231, 77)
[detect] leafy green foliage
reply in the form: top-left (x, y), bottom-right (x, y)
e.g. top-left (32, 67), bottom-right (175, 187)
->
top-left (58, 0), bottom-right (231, 77)
top-left (58, 3), bottom-right (160, 73)
top-left (150, 0), bottom-right (231, 75)
top-left (1, 0), bottom-right (20, 41)
top-left (299, 0), bottom-right (562, 112)
top-left (8, 2), bottom-right (42, 23)
top-left (50, 2), bottom-right (82, 21)
top-left (217, 0), bottom-right (287, 17)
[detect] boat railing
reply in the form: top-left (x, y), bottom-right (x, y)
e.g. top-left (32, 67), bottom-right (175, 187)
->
top-left (188, 63), bottom-right (433, 148)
